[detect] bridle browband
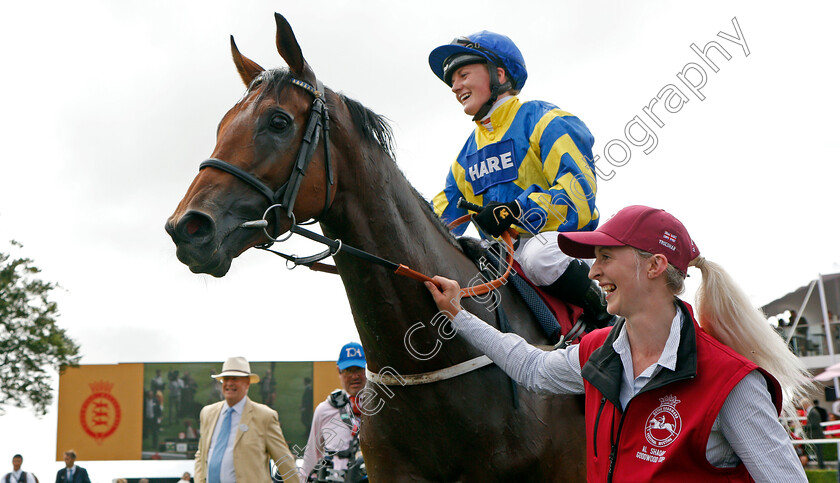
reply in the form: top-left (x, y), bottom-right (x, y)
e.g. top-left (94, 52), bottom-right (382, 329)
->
top-left (198, 76), bottom-right (334, 234)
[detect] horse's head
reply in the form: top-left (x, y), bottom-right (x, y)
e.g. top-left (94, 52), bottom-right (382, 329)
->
top-left (166, 14), bottom-right (336, 276)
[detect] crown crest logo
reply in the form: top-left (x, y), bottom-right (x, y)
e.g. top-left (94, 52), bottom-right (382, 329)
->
top-left (659, 395), bottom-right (680, 407)
top-left (89, 380), bottom-right (114, 394)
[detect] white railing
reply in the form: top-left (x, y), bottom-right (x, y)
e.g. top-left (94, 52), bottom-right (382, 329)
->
top-left (782, 416), bottom-right (840, 481)
top-left (781, 416), bottom-right (840, 437)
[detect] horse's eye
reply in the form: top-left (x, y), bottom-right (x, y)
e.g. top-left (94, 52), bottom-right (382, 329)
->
top-left (269, 114), bottom-right (290, 131)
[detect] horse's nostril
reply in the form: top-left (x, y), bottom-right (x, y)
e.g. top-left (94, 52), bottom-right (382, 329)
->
top-left (186, 218), bottom-right (201, 236)
top-left (175, 211), bottom-right (215, 243)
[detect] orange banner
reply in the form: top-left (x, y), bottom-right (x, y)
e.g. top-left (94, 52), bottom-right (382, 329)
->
top-left (56, 364), bottom-right (144, 461)
top-left (56, 361), bottom-right (340, 461)
top-left (312, 361), bottom-right (342, 409)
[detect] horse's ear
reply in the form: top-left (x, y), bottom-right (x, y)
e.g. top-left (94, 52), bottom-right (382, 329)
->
top-left (273, 13), bottom-right (306, 77)
top-left (230, 35), bottom-right (265, 86)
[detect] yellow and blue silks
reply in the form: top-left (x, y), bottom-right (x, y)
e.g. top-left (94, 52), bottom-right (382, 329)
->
top-left (432, 96), bottom-right (599, 236)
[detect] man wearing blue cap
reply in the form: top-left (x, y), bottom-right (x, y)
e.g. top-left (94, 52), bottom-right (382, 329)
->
top-left (429, 31), bottom-right (611, 328)
top-left (300, 343), bottom-right (367, 481)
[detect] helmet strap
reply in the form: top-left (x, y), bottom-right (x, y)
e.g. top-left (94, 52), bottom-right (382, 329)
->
top-left (472, 64), bottom-right (512, 121)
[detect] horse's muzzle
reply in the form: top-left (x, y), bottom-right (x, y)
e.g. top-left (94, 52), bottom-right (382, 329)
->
top-left (165, 210), bottom-right (233, 276)
top-left (167, 210), bottom-right (216, 245)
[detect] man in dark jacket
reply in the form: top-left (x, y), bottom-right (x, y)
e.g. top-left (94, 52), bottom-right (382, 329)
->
top-left (803, 399), bottom-right (826, 469)
top-left (54, 450), bottom-right (90, 483)
top-left (814, 399), bottom-right (829, 422)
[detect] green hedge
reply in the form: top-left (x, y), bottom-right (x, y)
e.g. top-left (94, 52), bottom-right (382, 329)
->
top-left (806, 469), bottom-right (837, 483)
top-left (824, 442), bottom-right (839, 461)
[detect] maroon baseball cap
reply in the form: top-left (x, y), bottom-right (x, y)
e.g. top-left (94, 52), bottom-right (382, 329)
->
top-left (557, 205), bottom-right (699, 273)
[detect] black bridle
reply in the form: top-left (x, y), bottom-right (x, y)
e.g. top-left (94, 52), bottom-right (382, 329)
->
top-left (195, 75), bottom-right (402, 271)
top-left (194, 75), bottom-right (464, 280)
top-left (198, 76), bottom-right (334, 234)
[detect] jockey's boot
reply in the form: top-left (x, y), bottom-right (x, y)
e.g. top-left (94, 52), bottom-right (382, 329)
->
top-left (545, 258), bottom-right (616, 329)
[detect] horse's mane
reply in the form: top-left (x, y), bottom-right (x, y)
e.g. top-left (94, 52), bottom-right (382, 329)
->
top-left (336, 93), bottom-right (461, 250)
top-left (339, 95), bottom-right (395, 160)
top-left (254, 67), bottom-right (460, 249)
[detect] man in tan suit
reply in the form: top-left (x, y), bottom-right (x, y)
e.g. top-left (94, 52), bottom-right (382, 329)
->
top-left (194, 357), bottom-right (300, 483)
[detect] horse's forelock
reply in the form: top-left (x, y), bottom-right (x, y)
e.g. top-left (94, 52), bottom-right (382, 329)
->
top-left (252, 68), bottom-right (294, 105)
top-left (233, 68), bottom-right (293, 107)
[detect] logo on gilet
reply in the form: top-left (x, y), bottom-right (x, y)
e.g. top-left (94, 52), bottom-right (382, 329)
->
top-left (644, 395), bottom-right (682, 448)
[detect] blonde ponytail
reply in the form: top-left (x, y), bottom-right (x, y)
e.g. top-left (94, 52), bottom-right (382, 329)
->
top-left (691, 256), bottom-right (814, 417)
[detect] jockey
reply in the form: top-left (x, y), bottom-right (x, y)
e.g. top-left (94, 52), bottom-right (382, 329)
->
top-left (428, 31), bottom-right (610, 327)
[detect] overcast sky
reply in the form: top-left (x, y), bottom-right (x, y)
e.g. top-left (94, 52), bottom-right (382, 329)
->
top-left (1, 1), bottom-right (838, 479)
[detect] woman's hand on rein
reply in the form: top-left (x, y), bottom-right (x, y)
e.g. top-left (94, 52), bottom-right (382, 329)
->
top-left (425, 276), bottom-right (463, 320)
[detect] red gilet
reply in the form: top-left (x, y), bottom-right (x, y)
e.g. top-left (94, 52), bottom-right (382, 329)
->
top-left (577, 300), bottom-right (782, 483)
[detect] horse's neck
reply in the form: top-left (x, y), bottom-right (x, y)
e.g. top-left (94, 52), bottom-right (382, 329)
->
top-left (320, 143), bottom-right (481, 373)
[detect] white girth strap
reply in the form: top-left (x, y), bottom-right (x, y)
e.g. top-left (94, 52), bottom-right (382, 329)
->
top-left (365, 355), bottom-right (494, 386)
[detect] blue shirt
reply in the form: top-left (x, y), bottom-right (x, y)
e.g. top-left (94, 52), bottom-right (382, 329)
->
top-left (208, 397), bottom-right (246, 483)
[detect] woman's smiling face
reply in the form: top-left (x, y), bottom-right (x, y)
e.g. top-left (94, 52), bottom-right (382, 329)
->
top-left (589, 245), bottom-right (646, 318)
top-left (450, 63), bottom-right (492, 116)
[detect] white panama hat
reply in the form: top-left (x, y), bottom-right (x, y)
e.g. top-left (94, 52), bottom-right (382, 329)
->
top-left (211, 356), bottom-right (260, 383)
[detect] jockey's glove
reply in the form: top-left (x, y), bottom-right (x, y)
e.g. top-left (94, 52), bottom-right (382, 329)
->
top-left (474, 200), bottom-right (521, 237)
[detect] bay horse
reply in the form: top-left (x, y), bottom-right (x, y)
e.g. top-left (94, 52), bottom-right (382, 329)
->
top-left (166, 13), bottom-right (586, 482)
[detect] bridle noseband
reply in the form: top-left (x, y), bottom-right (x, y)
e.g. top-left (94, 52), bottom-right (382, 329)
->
top-left (198, 76), bottom-right (334, 236)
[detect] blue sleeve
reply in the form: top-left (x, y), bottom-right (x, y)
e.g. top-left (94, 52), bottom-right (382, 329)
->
top-left (516, 113), bottom-right (599, 233)
top-left (432, 163), bottom-right (470, 236)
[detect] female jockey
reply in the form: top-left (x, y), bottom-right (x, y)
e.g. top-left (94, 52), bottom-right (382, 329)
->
top-left (425, 205), bottom-right (812, 482)
top-left (428, 31), bottom-right (610, 326)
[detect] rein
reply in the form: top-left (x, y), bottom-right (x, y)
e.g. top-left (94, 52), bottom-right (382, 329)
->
top-left (250, 212), bottom-right (515, 297)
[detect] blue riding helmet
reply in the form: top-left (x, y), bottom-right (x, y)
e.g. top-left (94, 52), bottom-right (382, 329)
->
top-left (428, 31), bottom-right (528, 91)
